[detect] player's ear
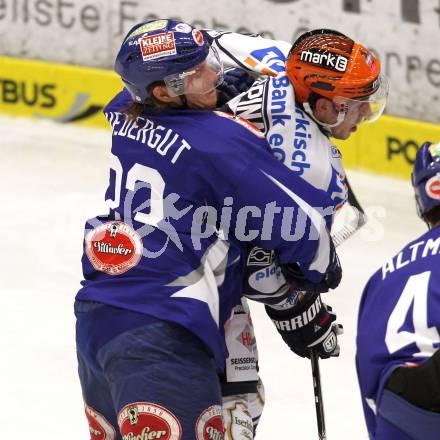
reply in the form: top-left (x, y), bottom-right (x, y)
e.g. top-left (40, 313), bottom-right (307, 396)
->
top-left (314, 97), bottom-right (332, 115)
top-left (151, 85), bottom-right (178, 105)
top-left (313, 97), bottom-right (338, 123)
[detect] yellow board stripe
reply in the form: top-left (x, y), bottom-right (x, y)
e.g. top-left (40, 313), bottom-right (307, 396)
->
top-left (336, 114), bottom-right (440, 179)
top-left (0, 56), bottom-right (122, 129)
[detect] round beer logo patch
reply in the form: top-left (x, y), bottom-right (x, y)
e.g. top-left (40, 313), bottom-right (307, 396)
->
top-left (192, 29), bottom-right (204, 46)
top-left (425, 175), bottom-right (440, 200)
top-left (118, 402), bottom-right (182, 440)
top-left (174, 22), bottom-right (192, 33)
top-left (85, 221), bottom-right (142, 275)
top-left (195, 405), bottom-right (224, 440)
top-left (84, 404), bottom-right (116, 440)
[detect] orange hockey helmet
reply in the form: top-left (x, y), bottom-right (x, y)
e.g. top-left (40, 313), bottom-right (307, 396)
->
top-left (286, 29), bottom-right (388, 124)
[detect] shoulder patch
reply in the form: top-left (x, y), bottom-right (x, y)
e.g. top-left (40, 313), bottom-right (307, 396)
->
top-left (213, 111), bottom-right (265, 139)
top-left (330, 144), bottom-right (342, 159)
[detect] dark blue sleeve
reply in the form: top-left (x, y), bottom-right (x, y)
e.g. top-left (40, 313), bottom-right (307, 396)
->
top-left (228, 146), bottom-right (335, 283)
top-left (104, 88), bottom-right (132, 114)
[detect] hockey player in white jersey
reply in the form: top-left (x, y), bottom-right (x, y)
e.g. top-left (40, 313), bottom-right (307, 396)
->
top-left (210, 28), bottom-right (388, 207)
top-left (208, 28), bottom-right (388, 438)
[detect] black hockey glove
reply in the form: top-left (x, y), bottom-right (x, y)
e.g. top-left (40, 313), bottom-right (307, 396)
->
top-left (385, 349), bottom-right (440, 412)
top-left (217, 68), bottom-right (256, 108)
top-left (265, 293), bottom-right (343, 359)
top-left (281, 238), bottom-right (342, 294)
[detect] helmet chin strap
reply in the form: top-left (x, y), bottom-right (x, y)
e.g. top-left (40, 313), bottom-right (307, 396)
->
top-left (179, 94), bottom-right (189, 108)
top-left (303, 101), bottom-right (347, 135)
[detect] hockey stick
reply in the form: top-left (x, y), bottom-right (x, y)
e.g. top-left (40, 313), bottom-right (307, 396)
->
top-left (310, 350), bottom-right (326, 440)
top-left (331, 179), bottom-right (367, 247)
top-left (311, 179), bottom-right (366, 440)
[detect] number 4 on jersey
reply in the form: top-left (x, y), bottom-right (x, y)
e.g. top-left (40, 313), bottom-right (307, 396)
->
top-left (385, 271), bottom-right (440, 357)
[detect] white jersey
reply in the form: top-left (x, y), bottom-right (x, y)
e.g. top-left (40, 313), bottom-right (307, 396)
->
top-left (206, 33), bottom-right (348, 416)
top-left (208, 30), bottom-right (348, 209)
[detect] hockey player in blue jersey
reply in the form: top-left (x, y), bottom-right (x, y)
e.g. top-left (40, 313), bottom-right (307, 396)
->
top-left (74, 20), bottom-right (343, 440)
top-left (356, 142), bottom-right (440, 440)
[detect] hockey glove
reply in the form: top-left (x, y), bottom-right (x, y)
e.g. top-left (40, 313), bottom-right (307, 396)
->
top-left (217, 68), bottom-right (256, 108)
top-left (265, 293), bottom-right (343, 359)
top-left (385, 349), bottom-right (440, 412)
top-left (281, 238), bottom-right (342, 294)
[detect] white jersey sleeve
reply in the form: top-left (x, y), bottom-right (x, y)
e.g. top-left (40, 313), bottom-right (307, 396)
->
top-left (204, 30), bottom-right (291, 76)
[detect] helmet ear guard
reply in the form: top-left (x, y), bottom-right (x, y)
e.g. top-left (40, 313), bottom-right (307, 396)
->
top-left (412, 142), bottom-right (440, 221)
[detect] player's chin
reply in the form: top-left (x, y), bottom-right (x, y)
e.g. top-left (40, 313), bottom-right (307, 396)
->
top-left (332, 130), bottom-right (351, 141)
top-left (188, 90), bottom-right (217, 110)
top-left (204, 89), bottom-right (218, 107)
top-left (339, 126), bottom-right (357, 140)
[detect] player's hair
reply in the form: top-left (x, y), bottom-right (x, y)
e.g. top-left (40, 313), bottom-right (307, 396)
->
top-left (306, 91), bottom-right (324, 111)
top-left (124, 81), bottom-right (182, 119)
top-left (124, 102), bottom-right (147, 120)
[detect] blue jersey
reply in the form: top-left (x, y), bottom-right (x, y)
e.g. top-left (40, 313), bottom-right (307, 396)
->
top-left (356, 225), bottom-right (440, 436)
top-left (77, 91), bottom-right (334, 367)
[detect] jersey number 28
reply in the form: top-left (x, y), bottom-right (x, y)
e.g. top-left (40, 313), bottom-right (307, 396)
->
top-left (106, 154), bottom-right (165, 226)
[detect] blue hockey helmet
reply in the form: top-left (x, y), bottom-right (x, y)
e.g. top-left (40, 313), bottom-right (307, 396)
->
top-left (114, 19), bottom-right (224, 103)
top-left (411, 141), bottom-right (440, 218)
